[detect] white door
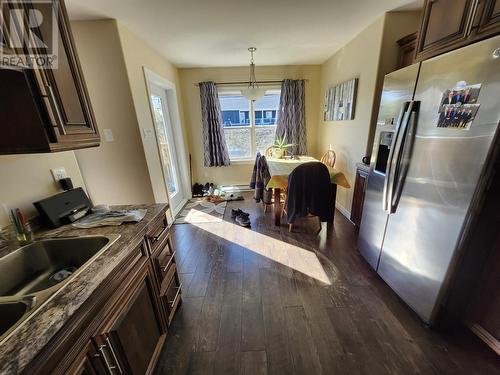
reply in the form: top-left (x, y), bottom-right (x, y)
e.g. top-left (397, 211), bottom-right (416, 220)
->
top-left (149, 85), bottom-right (184, 212)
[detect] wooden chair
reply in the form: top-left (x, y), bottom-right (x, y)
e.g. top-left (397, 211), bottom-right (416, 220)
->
top-left (284, 162), bottom-right (332, 233)
top-left (264, 145), bottom-right (276, 158)
top-left (320, 150), bottom-right (336, 168)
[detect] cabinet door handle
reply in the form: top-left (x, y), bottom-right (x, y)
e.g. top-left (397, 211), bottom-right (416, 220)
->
top-left (465, 0), bottom-right (480, 36)
top-left (169, 283), bottom-right (183, 307)
top-left (151, 225), bottom-right (168, 243)
top-left (45, 84), bottom-right (66, 135)
top-left (106, 337), bottom-right (123, 374)
top-left (162, 250), bottom-right (176, 272)
top-left (98, 344), bottom-right (117, 374)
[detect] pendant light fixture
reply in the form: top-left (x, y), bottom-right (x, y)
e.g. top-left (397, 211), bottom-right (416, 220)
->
top-left (241, 47), bottom-right (265, 101)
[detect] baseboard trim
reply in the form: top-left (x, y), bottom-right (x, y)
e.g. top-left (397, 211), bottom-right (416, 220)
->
top-left (220, 184), bottom-right (253, 192)
top-left (335, 202), bottom-right (353, 223)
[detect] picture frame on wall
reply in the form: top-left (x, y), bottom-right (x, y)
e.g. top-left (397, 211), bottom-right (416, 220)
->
top-left (324, 78), bottom-right (358, 121)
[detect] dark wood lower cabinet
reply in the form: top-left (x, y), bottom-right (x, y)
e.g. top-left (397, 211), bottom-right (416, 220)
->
top-left (24, 209), bottom-right (181, 375)
top-left (66, 341), bottom-right (107, 375)
top-left (350, 163), bottom-right (370, 229)
top-left (92, 263), bottom-right (166, 374)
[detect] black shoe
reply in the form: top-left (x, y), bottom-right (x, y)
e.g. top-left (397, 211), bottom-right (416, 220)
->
top-left (236, 213), bottom-right (251, 227)
top-left (231, 208), bottom-right (243, 219)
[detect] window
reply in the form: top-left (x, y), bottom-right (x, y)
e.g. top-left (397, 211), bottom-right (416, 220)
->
top-left (219, 89), bottom-right (280, 160)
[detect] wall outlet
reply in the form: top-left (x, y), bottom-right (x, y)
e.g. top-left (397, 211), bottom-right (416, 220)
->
top-left (51, 167), bottom-right (67, 183)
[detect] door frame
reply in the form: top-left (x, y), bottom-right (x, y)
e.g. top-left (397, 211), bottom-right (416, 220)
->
top-left (143, 67), bottom-right (190, 216)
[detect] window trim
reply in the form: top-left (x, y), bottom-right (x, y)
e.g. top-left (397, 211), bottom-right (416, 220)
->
top-left (219, 88), bottom-right (280, 161)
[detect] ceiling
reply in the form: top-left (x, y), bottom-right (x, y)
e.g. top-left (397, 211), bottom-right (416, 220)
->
top-left (66, 0), bottom-right (423, 68)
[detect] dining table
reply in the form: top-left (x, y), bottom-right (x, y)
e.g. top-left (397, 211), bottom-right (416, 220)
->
top-left (265, 156), bottom-right (351, 226)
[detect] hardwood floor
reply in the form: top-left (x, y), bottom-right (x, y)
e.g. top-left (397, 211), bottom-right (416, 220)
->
top-left (154, 194), bottom-right (500, 375)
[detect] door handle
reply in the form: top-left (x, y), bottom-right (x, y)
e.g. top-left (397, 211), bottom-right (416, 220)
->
top-left (98, 344), bottom-right (117, 374)
top-left (465, 0), bottom-right (480, 36)
top-left (45, 85), bottom-right (67, 135)
top-left (162, 250), bottom-right (176, 272)
top-left (106, 337), bottom-right (123, 374)
top-left (388, 101), bottom-right (419, 214)
top-left (383, 102), bottom-right (409, 211)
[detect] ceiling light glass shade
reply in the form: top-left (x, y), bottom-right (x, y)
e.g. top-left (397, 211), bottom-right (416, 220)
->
top-left (241, 86), bottom-right (265, 101)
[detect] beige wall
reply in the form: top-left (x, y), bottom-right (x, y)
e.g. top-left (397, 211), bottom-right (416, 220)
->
top-left (117, 23), bottom-right (189, 204)
top-left (317, 11), bottom-right (420, 217)
top-left (0, 152), bottom-right (85, 227)
top-left (71, 20), bottom-right (156, 206)
top-left (178, 65), bottom-right (321, 186)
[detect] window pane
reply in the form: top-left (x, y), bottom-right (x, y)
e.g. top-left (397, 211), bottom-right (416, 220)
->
top-left (151, 95), bottom-right (178, 196)
top-left (219, 94), bottom-right (250, 127)
top-left (255, 126), bottom-right (276, 155)
top-left (254, 92), bottom-right (280, 125)
top-left (225, 128), bottom-right (252, 159)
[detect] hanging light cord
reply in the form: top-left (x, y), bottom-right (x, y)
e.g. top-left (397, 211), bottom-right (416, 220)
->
top-left (248, 47), bottom-right (259, 89)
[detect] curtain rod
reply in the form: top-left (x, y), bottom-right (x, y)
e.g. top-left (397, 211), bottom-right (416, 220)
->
top-left (194, 79), bottom-right (308, 87)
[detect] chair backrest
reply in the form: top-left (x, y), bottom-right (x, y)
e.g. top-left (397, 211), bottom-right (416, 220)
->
top-left (286, 162), bottom-right (333, 223)
top-left (320, 150), bottom-right (336, 168)
top-left (264, 146), bottom-right (275, 158)
top-left (265, 145), bottom-right (287, 158)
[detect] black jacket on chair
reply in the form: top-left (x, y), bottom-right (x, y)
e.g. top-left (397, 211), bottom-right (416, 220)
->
top-left (286, 162), bottom-right (334, 224)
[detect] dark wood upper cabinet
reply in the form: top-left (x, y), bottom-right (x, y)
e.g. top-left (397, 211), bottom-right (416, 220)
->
top-left (396, 32), bottom-right (418, 70)
top-left (476, 0), bottom-right (500, 37)
top-left (0, 0), bottom-right (99, 154)
top-left (415, 0), bottom-right (500, 61)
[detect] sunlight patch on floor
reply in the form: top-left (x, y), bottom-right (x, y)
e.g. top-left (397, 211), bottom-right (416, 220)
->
top-left (190, 211), bottom-right (332, 285)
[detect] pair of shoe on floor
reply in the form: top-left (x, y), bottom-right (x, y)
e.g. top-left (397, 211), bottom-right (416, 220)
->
top-left (231, 208), bottom-right (251, 227)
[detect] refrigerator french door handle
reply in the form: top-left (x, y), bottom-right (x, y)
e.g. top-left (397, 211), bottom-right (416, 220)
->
top-left (386, 100), bottom-right (415, 213)
top-left (390, 101), bottom-right (419, 213)
top-left (383, 102), bottom-right (409, 211)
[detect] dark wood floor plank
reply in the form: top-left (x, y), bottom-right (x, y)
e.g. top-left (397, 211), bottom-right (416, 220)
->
top-left (284, 306), bottom-right (323, 375)
top-left (293, 271), bottom-right (351, 375)
top-left (260, 268), bottom-right (293, 375)
top-left (183, 270), bottom-right (210, 298)
top-left (154, 321), bottom-right (198, 375)
top-left (186, 351), bottom-right (216, 375)
top-left (241, 351), bottom-right (268, 375)
top-left (170, 296), bottom-right (204, 330)
top-left (218, 272), bottom-right (242, 351)
top-left (276, 264), bottom-right (302, 307)
top-left (241, 298), bottom-right (266, 351)
top-left (195, 253), bottom-right (226, 352)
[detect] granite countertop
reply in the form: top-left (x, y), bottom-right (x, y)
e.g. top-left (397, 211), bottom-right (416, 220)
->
top-left (0, 203), bottom-right (168, 374)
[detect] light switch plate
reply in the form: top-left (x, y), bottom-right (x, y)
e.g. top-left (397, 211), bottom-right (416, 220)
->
top-left (103, 128), bottom-right (114, 142)
top-left (142, 128), bottom-right (154, 140)
top-left (51, 167), bottom-right (67, 182)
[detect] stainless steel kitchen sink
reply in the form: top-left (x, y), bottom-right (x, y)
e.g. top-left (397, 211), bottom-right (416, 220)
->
top-left (0, 235), bottom-right (120, 343)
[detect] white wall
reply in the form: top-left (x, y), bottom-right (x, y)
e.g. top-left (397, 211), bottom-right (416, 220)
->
top-left (317, 11), bottom-right (421, 217)
top-left (71, 20), bottom-right (156, 206)
top-left (117, 22), bottom-right (189, 204)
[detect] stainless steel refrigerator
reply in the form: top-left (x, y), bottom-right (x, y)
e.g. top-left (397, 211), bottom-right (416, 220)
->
top-left (358, 35), bottom-right (500, 324)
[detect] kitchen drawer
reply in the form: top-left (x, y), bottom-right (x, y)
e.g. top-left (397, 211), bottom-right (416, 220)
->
top-left (147, 211), bottom-right (169, 254)
top-left (162, 270), bottom-right (182, 325)
top-left (154, 238), bottom-right (176, 292)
